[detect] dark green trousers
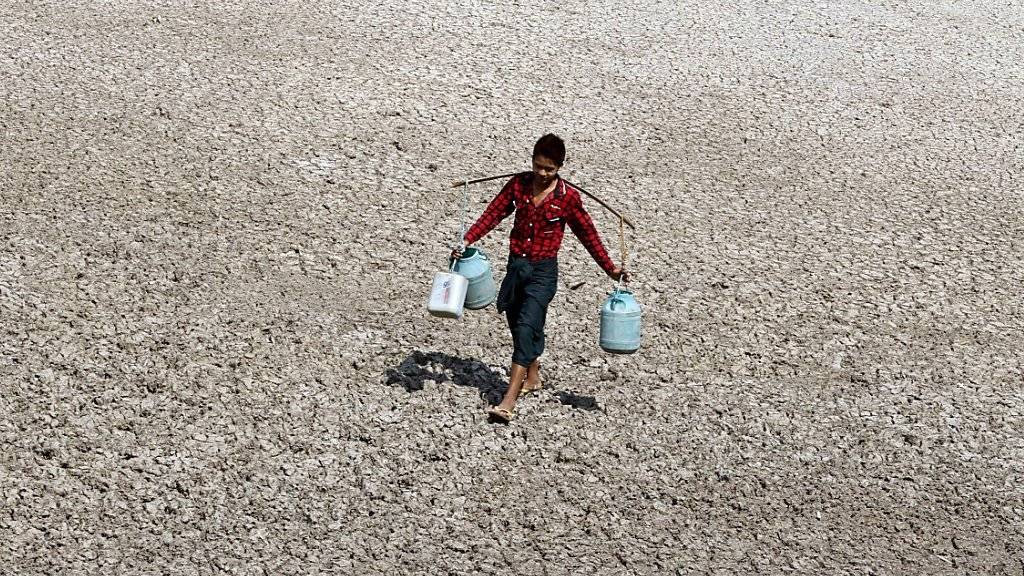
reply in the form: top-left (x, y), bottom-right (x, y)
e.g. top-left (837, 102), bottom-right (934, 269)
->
top-left (497, 256), bottom-right (558, 366)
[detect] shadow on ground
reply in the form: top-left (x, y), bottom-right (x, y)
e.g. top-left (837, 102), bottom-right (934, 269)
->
top-left (385, 350), bottom-right (600, 410)
top-left (555, 391), bottom-right (601, 411)
top-left (385, 350), bottom-right (506, 402)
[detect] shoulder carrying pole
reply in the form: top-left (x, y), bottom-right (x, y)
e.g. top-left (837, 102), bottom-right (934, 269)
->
top-left (450, 173), bottom-right (635, 230)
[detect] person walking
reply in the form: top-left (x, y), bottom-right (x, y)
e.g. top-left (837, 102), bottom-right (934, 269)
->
top-left (451, 134), bottom-right (628, 422)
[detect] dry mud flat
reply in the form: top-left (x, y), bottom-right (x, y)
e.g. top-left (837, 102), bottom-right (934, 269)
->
top-left (2, 1), bottom-right (1023, 574)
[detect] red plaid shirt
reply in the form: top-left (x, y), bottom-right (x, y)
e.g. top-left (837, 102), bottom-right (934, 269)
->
top-left (464, 173), bottom-right (617, 275)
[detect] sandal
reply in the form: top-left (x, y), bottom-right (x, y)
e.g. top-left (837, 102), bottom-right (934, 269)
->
top-left (520, 362), bottom-right (542, 396)
top-left (519, 383), bottom-right (543, 396)
top-left (486, 406), bottom-right (515, 423)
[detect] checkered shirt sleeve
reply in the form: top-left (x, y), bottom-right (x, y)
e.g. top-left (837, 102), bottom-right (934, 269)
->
top-left (566, 189), bottom-right (617, 275)
top-left (463, 176), bottom-right (517, 246)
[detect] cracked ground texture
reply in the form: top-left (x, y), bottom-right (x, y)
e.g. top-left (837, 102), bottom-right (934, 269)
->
top-left (2, 1), bottom-right (1023, 574)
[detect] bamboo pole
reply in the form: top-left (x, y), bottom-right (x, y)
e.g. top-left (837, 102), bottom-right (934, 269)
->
top-left (568, 180), bottom-right (636, 230)
top-left (450, 173), bottom-right (636, 230)
top-left (449, 173), bottom-right (518, 188)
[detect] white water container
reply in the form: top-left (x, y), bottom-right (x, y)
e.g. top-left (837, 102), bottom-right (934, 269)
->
top-left (427, 271), bottom-right (468, 318)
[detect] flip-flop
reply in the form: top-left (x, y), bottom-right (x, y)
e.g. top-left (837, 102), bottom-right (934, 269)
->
top-left (520, 362), bottom-right (541, 396)
top-left (486, 406), bottom-right (515, 423)
top-left (519, 383), bottom-right (543, 397)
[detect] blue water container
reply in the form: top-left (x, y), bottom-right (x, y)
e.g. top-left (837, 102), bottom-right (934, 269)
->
top-left (452, 247), bottom-right (496, 310)
top-left (599, 287), bottom-right (642, 354)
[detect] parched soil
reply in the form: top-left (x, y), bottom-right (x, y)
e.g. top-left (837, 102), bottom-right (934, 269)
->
top-left (2, 1), bottom-right (1023, 574)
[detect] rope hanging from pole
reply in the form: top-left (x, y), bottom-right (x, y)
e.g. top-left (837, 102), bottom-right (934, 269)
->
top-left (619, 216), bottom-right (627, 272)
top-left (460, 179), bottom-right (469, 243)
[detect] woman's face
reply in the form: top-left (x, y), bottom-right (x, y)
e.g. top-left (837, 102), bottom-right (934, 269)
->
top-left (532, 154), bottom-right (560, 186)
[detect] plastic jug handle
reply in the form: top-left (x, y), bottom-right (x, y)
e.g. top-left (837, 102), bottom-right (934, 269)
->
top-left (447, 242), bottom-right (465, 272)
top-left (609, 288), bottom-right (622, 311)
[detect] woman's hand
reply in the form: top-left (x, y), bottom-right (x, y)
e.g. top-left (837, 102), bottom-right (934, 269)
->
top-left (610, 267), bottom-right (630, 283)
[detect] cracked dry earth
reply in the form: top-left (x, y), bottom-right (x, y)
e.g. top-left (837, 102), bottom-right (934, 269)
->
top-left (2, 1), bottom-right (1023, 574)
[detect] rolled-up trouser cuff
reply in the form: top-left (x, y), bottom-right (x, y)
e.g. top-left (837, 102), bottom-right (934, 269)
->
top-left (511, 322), bottom-right (544, 366)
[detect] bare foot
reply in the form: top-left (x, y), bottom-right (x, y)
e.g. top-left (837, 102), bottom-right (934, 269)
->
top-left (493, 363), bottom-right (528, 417)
